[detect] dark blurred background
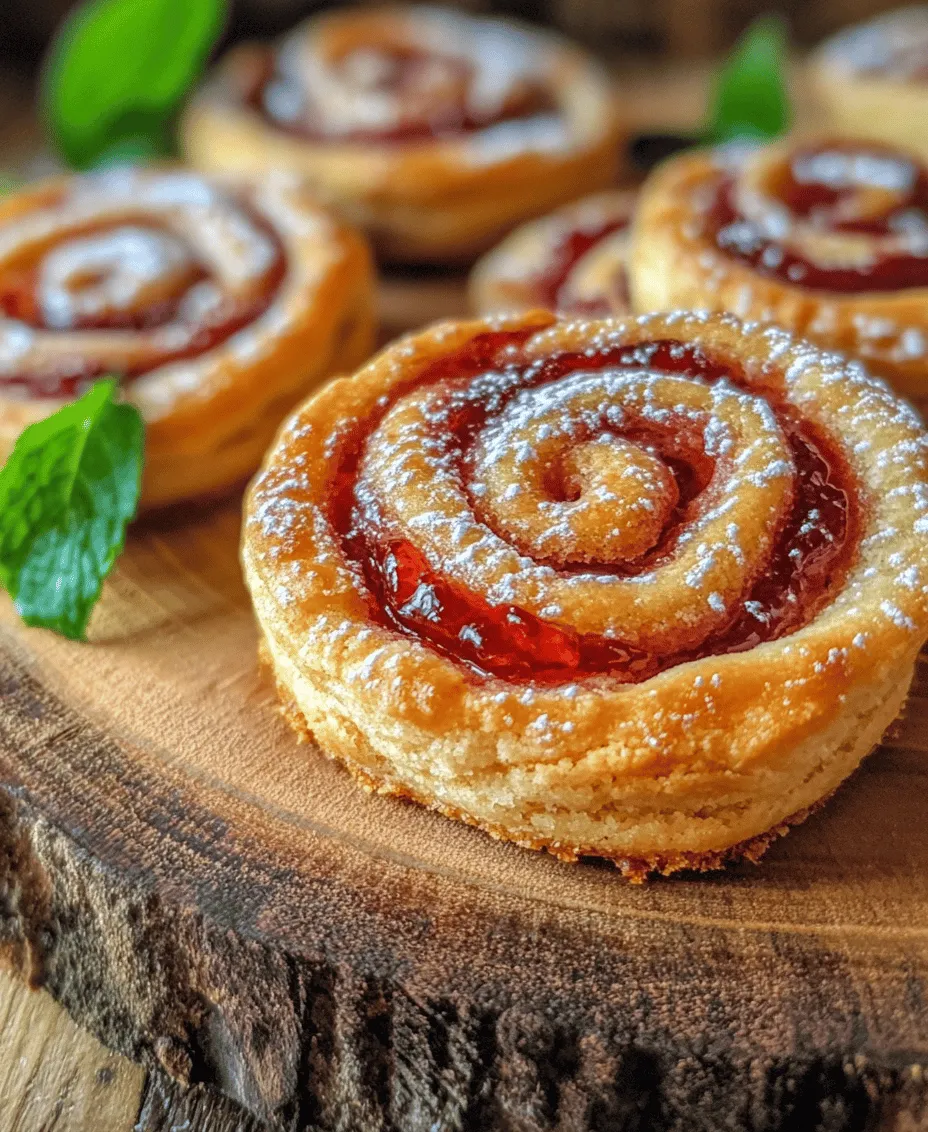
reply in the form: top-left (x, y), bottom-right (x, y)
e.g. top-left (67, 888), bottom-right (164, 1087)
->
top-left (0, 0), bottom-right (908, 172)
top-left (0, 0), bottom-right (914, 71)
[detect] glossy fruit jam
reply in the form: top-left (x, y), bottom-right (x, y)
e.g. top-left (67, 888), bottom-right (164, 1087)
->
top-left (708, 144), bottom-right (928, 291)
top-left (533, 217), bottom-right (628, 313)
top-left (329, 331), bottom-right (859, 683)
top-left (0, 220), bottom-right (286, 399)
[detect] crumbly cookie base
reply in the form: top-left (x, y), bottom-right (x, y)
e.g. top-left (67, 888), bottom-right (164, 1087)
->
top-left (263, 647), bottom-right (833, 884)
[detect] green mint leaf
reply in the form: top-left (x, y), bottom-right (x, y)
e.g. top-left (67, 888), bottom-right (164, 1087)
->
top-left (0, 380), bottom-right (144, 640)
top-left (43, 0), bottom-right (226, 169)
top-left (94, 134), bottom-right (170, 168)
top-left (707, 15), bottom-right (791, 145)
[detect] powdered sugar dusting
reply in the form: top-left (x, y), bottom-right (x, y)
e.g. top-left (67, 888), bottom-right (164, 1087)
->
top-left (0, 166), bottom-right (285, 394)
top-left (248, 310), bottom-right (928, 715)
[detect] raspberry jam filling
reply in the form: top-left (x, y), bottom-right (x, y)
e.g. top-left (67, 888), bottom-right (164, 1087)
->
top-left (0, 219), bottom-right (286, 399)
top-left (708, 144), bottom-right (928, 291)
top-left (253, 45), bottom-right (557, 144)
top-left (533, 217), bottom-right (628, 313)
top-left (332, 332), bottom-right (858, 683)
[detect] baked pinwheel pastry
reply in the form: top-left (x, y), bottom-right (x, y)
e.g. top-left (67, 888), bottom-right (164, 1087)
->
top-left (811, 6), bottom-right (928, 160)
top-left (0, 166), bottom-right (375, 508)
top-left (469, 190), bottom-right (635, 316)
top-left (183, 6), bottom-right (622, 263)
top-left (631, 139), bottom-right (928, 406)
top-left (244, 310), bottom-right (928, 877)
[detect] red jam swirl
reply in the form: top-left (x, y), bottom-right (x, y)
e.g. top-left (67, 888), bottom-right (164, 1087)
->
top-left (0, 220), bottom-right (286, 400)
top-left (331, 332), bottom-right (859, 684)
top-left (708, 144), bottom-right (928, 291)
top-left (532, 217), bottom-right (629, 314)
top-left (252, 45), bottom-right (557, 144)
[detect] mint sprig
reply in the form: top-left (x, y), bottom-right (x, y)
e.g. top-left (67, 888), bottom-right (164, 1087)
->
top-left (0, 381), bottom-right (144, 640)
top-left (43, 0), bottom-right (227, 169)
top-left (707, 16), bottom-right (791, 145)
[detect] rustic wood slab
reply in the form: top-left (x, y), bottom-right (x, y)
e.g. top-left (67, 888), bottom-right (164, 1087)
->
top-left (0, 269), bottom-right (927, 1132)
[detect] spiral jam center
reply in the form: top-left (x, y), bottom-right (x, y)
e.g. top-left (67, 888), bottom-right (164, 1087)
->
top-left (332, 332), bottom-right (858, 684)
top-left (2, 226), bottom-right (207, 333)
top-left (0, 182), bottom-right (286, 399)
top-left (708, 143), bottom-right (928, 291)
top-left (256, 38), bottom-right (557, 144)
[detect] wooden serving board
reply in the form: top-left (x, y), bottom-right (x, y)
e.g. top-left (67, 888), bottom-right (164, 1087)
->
top-left (1, 274), bottom-right (928, 1132)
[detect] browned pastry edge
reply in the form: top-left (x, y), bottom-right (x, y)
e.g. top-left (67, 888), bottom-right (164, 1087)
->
top-left (628, 144), bottom-right (928, 400)
top-left (258, 642), bottom-right (836, 884)
top-left (183, 10), bottom-right (624, 264)
top-left (0, 167), bottom-right (378, 509)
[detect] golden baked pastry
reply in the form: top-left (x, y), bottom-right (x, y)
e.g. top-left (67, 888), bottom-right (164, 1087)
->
top-left (469, 190), bottom-right (635, 316)
top-left (811, 6), bottom-right (928, 160)
top-left (630, 139), bottom-right (928, 407)
top-left (243, 309), bottom-right (928, 878)
top-left (182, 5), bottom-right (622, 264)
top-left (0, 165), bottom-right (375, 509)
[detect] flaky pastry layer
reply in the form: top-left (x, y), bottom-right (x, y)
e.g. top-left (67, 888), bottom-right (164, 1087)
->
top-left (629, 143), bottom-right (928, 406)
top-left (183, 7), bottom-right (622, 264)
top-left (469, 190), bottom-right (635, 316)
top-left (810, 7), bottom-right (928, 163)
top-left (0, 168), bottom-right (376, 508)
top-left (243, 311), bottom-right (928, 874)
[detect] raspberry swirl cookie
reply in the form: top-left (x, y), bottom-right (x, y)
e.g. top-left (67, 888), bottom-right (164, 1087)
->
top-left (0, 166), bottom-right (375, 508)
top-left (811, 7), bottom-right (928, 160)
top-left (631, 140), bottom-right (928, 407)
top-left (470, 191), bottom-right (635, 316)
top-left (183, 6), bottom-right (622, 263)
top-left (244, 310), bottom-right (928, 877)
